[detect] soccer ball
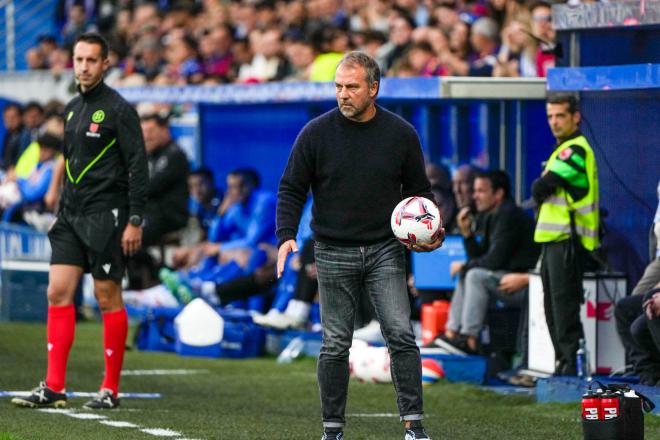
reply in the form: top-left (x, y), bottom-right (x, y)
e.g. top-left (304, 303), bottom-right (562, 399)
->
top-left (421, 358), bottom-right (445, 386)
top-left (350, 344), bottom-right (392, 383)
top-left (391, 197), bottom-right (442, 246)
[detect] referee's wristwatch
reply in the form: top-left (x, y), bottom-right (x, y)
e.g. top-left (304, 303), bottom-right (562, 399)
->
top-left (129, 215), bottom-right (143, 227)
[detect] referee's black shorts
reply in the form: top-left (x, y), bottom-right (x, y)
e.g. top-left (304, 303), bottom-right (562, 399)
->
top-left (48, 208), bottom-right (128, 282)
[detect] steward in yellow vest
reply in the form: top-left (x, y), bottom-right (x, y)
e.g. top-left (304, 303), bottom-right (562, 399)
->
top-left (531, 94), bottom-right (599, 377)
top-left (533, 133), bottom-right (599, 251)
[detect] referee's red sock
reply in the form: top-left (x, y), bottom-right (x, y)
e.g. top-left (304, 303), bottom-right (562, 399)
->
top-left (45, 304), bottom-right (76, 393)
top-left (100, 308), bottom-right (128, 396)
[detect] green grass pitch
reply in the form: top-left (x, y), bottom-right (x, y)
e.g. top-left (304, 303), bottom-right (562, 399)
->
top-left (1, 322), bottom-right (657, 439)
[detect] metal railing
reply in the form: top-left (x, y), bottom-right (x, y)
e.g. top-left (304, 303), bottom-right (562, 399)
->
top-left (0, 0), bottom-right (58, 71)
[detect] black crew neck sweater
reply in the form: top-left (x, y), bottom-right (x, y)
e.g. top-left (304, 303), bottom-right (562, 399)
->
top-left (276, 105), bottom-right (434, 247)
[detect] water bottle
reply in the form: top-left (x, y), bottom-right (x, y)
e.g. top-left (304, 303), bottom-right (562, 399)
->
top-left (576, 338), bottom-right (588, 379)
top-left (277, 336), bottom-right (305, 364)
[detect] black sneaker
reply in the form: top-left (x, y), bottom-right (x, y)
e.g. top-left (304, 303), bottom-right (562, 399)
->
top-left (11, 381), bottom-right (67, 408)
top-left (404, 421), bottom-right (431, 439)
top-left (83, 389), bottom-right (120, 409)
top-left (321, 430), bottom-right (344, 440)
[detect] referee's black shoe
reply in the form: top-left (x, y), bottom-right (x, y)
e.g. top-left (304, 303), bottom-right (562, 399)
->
top-left (11, 381), bottom-right (67, 408)
top-left (83, 389), bottom-right (120, 409)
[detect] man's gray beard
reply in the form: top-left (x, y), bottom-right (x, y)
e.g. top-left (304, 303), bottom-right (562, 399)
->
top-left (339, 107), bottom-right (354, 118)
top-left (339, 104), bottom-right (365, 119)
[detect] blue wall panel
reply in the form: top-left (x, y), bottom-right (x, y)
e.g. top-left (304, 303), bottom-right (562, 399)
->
top-left (199, 104), bottom-right (312, 192)
top-left (556, 27), bottom-right (660, 68)
top-left (579, 89), bottom-right (660, 262)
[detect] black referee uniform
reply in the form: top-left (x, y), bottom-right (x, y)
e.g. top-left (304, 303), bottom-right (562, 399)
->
top-left (49, 81), bottom-right (148, 281)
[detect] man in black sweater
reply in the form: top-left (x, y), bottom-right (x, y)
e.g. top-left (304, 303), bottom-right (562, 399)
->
top-left (440, 170), bottom-right (540, 354)
top-left (276, 52), bottom-right (444, 440)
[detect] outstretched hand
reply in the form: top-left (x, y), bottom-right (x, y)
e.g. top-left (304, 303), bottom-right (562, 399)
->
top-left (277, 239), bottom-right (299, 278)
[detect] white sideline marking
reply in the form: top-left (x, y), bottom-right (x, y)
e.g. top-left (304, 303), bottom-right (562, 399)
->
top-left (37, 408), bottom-right (73, 414)
top-left (348, 413), bottom-right (400, 417)
top-left (37, 405), bottom-right (204, 439)
top-left (65, 413), bottom-right (108, 420)
top-left (122, 369), bottom-right (208, 376)
top-left (140, 428), bottom-right (182, 436)
top-left (99, 420), bottom-right (140, 428)
top-left (1, 391), bottom-right (161, 398)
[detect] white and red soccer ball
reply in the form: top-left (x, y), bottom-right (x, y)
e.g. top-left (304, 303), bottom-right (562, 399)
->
top-left (421, 358), bottom-right (445, 386)
top-left (349, 342), bottom-right (392, 384)
top-left (391, 196), bottom-right (443, 246)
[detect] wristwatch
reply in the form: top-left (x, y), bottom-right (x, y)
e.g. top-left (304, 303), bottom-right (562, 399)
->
top-left (129, 215), bottom-right (143, 227)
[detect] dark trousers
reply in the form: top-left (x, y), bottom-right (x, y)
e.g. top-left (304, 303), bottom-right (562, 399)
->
top-left (615, 294), bottom-right (660, 383)
top-left (541, 240), bottom-right (585, 376)
top-left (646, 288), bottom-right (660, 350)
top-left (314, 238), bottom-right (422, 429)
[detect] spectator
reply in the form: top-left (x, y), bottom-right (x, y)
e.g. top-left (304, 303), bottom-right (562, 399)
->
top-left (21, 102), bottom-right (45, 152)
top-left (452, 164), bottom-right (478, 210)
top-left (437, 170), bottom-right (539, 354)
top-left (530, 1), bottom-right (555, 77)
top-left (132, 36), bottom-right (166, 82)
top-left (443, 17), bottom-right (499, 76)
top-left (140, 114), bottom-right (190, 247)
top-left (188, 167), bottom-right (221, 234)
top-left (161, 32), bottom-right (204, 85)
top-left (62, 3), bottom-right (95, 48)
top-left (358, 30), bottom-right (387, 59)
top-left (431, 2), bottom-right (460, 34)
top-left (283, 38), bottom-right (317, 81)
top-left (1, 104), bottom-right (25, 173)
top-left (49, 47), bottom-right (73, 79)
top-left (404, 41), bottom-right (445, 77)
top-left (26, 48), bottom-right (48, 70)
top-left (494, 18), bottom-right (537, 78)
top-left (38, 35), bottom-right (59, 63)
top-left (256, 0), bottom-right (279, 29)
top-left (238, 27), bottom-right (290, 82)
top-left (427, 163), bottom-right (457, 233)
top-left (378, 13), bottom-right (415, 73)
top-left (200, 24), bottom-right (235, 82)
top-left (308, 28), bottom-right (346, 82)
top-left (0, 132), bottom-right (61, 220)
top-left (14, 112), bottom-right (65, 181)
top-left (281, 0), bottom-right (308, 36)
top-left (448, 19), bottom-right (471, 61)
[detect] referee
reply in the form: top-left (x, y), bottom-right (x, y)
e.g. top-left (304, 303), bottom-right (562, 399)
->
top-left (12, 33), bottom-right (148, 409)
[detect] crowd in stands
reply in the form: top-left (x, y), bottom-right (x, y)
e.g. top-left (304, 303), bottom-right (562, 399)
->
top-left (26, 0), bottom-right (557, 85)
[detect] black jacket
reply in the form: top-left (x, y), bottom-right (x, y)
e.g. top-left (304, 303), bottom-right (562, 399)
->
top-left (145, 140), bottom-right (189, 228)
top-left (61, 81), bottom-right (148, 217)
top-left (463, 199), bottom-right (540, 273)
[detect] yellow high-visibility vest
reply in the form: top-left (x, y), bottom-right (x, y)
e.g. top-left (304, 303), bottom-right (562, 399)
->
top-left (534, 134), bottom-right (600, 251)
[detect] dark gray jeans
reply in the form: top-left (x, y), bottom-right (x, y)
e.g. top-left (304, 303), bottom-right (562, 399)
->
top-left (314, 238), bottom-right (423, 429)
